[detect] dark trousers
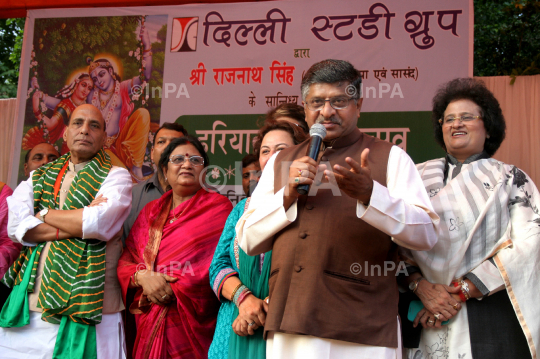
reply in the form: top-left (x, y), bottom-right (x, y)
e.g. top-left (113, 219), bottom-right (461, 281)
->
top-left (400, 290), bottom-right (531, 358)
top-left (468, 290), bottom-right (531, 359)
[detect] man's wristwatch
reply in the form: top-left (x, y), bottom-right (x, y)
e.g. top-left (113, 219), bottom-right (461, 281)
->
top-left (409, 276), bottom-right (425, 293)
top-left (39, 208), bottom-right (49, 222)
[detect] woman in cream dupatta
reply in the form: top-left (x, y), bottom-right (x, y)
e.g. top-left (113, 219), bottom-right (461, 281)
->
top-left (402, 78), bottom-right (540, 359)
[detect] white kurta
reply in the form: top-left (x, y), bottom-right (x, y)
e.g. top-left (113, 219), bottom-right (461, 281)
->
top-left (1, 164), bottom-right (132, 359)
top-left (235, 145), bottom-right (440, 358)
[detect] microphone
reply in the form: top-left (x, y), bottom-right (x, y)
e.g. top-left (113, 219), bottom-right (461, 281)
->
top-left (297, 123), bottom-right (327, 195)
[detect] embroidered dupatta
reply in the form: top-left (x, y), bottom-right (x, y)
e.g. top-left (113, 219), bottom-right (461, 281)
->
top-left (118, 188), bottom-right (232, 359)
top-left (403, 158), bottom-right (540, 358)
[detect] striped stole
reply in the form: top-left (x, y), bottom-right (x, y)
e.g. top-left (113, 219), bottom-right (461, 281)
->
top-left (1, 150), bottom-right (111, 324)
top-left (412, 157), bottom-right (514, 285)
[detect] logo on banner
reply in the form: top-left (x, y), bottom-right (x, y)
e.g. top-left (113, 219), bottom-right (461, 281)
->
top-left (171, 17), bottom-right (198, 52)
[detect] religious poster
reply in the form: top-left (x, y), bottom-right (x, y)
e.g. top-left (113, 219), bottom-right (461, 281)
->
top-left (21, 15), bottom-right (167, 182)
top-left (11, 0), bottom-right (473, 201)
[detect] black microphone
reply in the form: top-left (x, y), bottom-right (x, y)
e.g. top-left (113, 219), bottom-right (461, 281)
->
top-left (297, 123), bottom-right (327, 195)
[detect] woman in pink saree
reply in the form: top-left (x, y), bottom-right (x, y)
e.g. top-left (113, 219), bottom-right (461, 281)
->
top-left (118, 136), bottom-right (232, 359)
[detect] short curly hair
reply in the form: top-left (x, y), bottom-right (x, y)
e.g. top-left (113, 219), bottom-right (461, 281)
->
top-left (252, 119), bottom-right (308, 157)
top-left (431, 78), bottom-right (506, 157)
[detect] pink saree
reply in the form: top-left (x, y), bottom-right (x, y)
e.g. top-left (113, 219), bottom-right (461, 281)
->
top-left (118, 188), bottom-right (232, 359)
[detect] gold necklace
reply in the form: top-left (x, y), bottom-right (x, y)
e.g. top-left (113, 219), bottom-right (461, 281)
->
top-left (170, 198), bottom-right (185, 224)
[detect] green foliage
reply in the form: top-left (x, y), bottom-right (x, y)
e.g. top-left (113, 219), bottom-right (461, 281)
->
top-left (32, 16), bottom-right (140, 90)
top-left (0, 18), bottom-right (25, 98)
top-left (148, 24), bottom-right (167, 123)
top-left (474, 0), bottom-right (540, 78)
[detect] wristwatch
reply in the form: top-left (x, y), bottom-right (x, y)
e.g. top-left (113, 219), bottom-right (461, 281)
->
top-left (39, 208), bottom-right (49, 222)
top-left (409, 276), bottom-right (425, 293)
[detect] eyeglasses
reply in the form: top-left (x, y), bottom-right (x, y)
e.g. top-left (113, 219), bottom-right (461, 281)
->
top-left (305, 96), bottom-right (356, 111)
top-left (169, 154), bottom-right (205, 166)
top-left (439, 115), bottom-right (482, 127)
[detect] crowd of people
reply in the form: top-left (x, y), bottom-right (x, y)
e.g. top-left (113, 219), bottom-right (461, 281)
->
top-left (0, 59), bottom-right (537, 359)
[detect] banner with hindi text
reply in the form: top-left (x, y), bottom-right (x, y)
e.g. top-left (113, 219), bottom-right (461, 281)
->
top-left (10, 0), bottom-right (473, 202)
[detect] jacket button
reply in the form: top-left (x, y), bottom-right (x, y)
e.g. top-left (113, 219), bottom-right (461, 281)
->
top-left (299, 231), bottom-right (307, 239)
top-left (295, 265), bottom-right (302, 272)
top-left (305, 204), bottom-right (314, 210)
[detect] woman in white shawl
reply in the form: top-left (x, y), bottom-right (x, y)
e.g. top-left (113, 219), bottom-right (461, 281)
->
top-left (402, 78), bottom-right (539, 359)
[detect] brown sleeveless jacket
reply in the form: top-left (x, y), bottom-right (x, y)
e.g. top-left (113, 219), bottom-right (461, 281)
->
top-left (266, 128), bottom-right (399, 347)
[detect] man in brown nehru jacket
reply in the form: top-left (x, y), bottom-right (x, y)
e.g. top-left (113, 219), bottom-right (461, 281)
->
top-left (236, 59), bottom-right (439, 358)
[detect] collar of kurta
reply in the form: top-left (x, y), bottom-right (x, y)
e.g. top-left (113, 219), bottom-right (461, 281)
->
top-left (68, 159), bottom-right (91, 173)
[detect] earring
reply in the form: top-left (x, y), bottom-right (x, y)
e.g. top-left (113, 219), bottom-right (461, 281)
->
top-left (487, 134), bottom-right (490, 139)
top-left (165, 176), bottom-right (167, 181)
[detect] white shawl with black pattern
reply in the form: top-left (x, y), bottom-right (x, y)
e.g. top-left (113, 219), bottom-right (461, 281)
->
top-left (405, 157), bottom-right (540, 358)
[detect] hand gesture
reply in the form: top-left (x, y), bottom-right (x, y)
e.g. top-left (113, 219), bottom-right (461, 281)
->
top-left (283, 156), bottom-right (318, 209)
top-left (137, 270), bottom-right (178, 306)
top-left (31, 76), bottom-right (40, 90)
top-left (32, 90), bottom-right (43, 114)
top-left (324, 148), bottom-right (373, 204)
top-left (414, 279), bottom-right (462, 325)
top-left (232, 294), bottom-right (268, 336)
top-left (88, 194), bottom-right (108, 207)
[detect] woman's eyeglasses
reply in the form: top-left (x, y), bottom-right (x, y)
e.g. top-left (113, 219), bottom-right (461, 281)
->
top-left (439, 115), bottom-right (481, 127)
top-left (169, 154), bottom-right (205, 166)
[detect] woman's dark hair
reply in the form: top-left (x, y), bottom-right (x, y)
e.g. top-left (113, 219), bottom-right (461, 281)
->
top-left (252, 119), bottom-right (309, 157)
top-left (431, 77), bottom-right (506, 156)
top-left (265, 103), bottom-right (308, 134)
top-left (157, 136), bottom-right (210, 181)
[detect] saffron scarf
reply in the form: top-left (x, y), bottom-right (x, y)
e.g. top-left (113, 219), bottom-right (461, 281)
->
top-left (118, 188), bottom-right (232, 359)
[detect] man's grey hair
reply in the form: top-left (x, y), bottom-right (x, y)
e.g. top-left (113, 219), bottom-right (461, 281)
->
top-left (300, 59), bottom-right (363, 101)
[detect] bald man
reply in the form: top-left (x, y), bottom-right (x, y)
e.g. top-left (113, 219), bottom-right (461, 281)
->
top-left (1, 104), bottom-right (133, 359)
top-left (23, 142), bottom-right (60, 177)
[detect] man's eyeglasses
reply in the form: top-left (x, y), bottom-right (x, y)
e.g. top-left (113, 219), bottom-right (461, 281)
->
top-left (305, 96), bottom-right (356, 111)
top-left (169, 154), bottom-right (205, 166)
top-left (439, 115), bottom-right (481, 127)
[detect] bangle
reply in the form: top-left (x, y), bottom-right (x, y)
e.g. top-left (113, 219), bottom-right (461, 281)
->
top-left (233, 285), bottom-right (248, 306)
top-left (236, 290), bottom-right (252, 307)
top-left (453, 281), bottom-right (467, 302)
top-left (409, 276), bottom-right (424, 293)
top-left (34, 110), bottom-right (42, 117)
top-left (56, 228), bottom-right (59, 240)
top-left (143, 48), bottom-right (152, 53)
top-left (133, 270), bottom-right (141, 287)
top-left (460, 279), bottom-right (471, 300)
top-left (230, 283), bottom-right (242, 301)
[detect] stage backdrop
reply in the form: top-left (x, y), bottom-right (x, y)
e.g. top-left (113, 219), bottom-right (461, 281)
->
top-left (10, 0), bottom-right (473, 203)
